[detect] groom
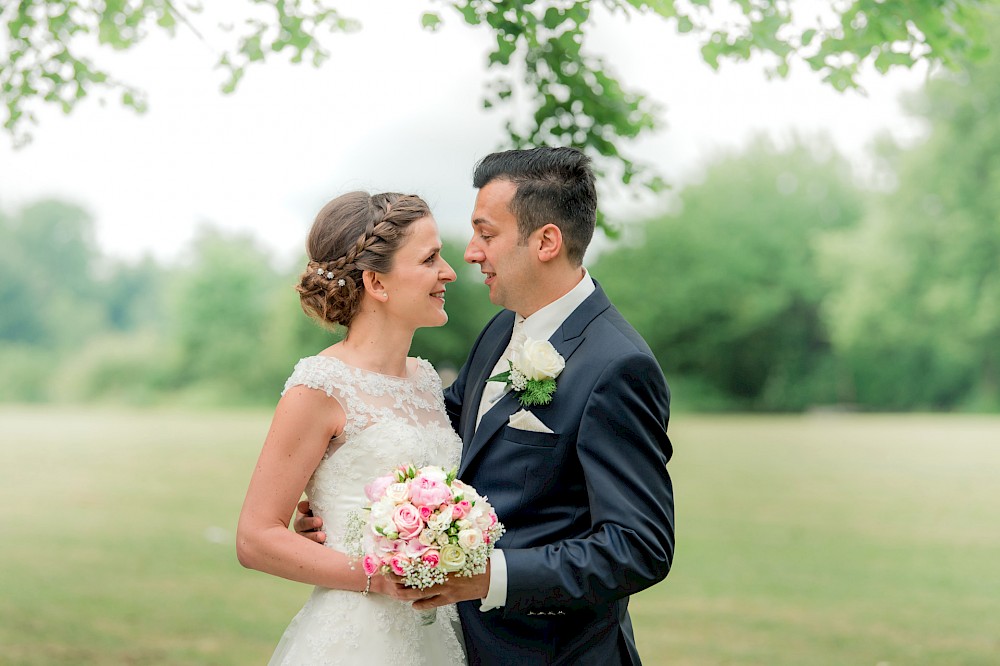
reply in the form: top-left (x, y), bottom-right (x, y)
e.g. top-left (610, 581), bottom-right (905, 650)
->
top-left (302, 147), bottom-right (674, 664)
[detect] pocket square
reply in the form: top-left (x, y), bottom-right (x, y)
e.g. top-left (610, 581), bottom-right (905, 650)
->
top-left (508, 409), bottom-right (554, 433)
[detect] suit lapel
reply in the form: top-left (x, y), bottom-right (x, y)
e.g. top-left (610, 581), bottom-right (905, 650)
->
top-left (459, 283), bottom-right (612, 477)
top-left (460, 310), bottom-right (517, 458)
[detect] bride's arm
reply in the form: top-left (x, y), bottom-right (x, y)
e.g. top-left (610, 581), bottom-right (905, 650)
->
top-left (236, 386), bottom-right (392, 595)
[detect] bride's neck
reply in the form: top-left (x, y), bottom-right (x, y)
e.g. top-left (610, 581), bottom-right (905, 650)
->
top-left (336, 312), bottom-right (414, 378)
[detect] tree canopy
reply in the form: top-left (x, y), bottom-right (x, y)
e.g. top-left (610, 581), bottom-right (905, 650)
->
top-left (821, 18), bottom-right (1000, 409)
top-left (3, 0), bottom-right (994, 192)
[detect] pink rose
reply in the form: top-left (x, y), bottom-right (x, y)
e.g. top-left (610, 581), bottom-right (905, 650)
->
top-left (409, 477), bottom-right (453, 508)
top-left (419, 505), bottom-right (434, 521)
top-left (452, 500), bottom-right (471, 520)
top-left (392, 503), bottom-right (423, 540)
top-left (421, 550), bottom-right (441, 568)
top-left (389, 554), bottom-right (410, 577)
top-left (364, 474), bottom-right (395, 502)
top-left (362, 554), bottom-right (380, 576)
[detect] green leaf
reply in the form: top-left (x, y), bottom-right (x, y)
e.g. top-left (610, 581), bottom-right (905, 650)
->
top-left (421, 12), bottom-right (442, 31)
top-left (543, 7), bottom-right (564, 30)
top-left (487, 368), bottom-right (511, 384)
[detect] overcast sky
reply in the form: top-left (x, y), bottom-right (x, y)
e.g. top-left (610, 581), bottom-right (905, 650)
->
top-left (0, 1), bottom-right (929, 266)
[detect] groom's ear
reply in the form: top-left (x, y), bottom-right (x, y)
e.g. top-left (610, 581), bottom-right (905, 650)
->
top-left (535, 223), bottom-right (563, 263)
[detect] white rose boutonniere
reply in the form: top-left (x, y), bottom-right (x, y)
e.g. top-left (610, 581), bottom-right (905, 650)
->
top-left (488, 337), bottom-right (566, 407)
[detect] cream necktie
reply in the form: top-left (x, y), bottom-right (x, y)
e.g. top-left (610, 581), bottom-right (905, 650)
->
top-left (475, 316), bottom-right (526, 430)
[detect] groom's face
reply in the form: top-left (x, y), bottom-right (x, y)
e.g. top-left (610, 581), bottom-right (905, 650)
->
top-left (465, 179), bottom-right (535, 314)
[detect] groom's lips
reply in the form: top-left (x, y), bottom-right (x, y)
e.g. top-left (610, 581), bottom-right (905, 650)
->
top-left (483, 272), bottom-right (496, 285)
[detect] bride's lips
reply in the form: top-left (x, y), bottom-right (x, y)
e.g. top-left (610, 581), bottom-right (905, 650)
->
top-left (431, 289), bottom-right (446, 302)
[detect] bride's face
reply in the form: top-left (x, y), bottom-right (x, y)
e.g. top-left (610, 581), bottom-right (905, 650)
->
top-left (378, 216), bottom-right (457, 329)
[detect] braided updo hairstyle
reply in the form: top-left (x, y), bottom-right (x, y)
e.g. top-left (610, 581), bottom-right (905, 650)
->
top-left (296, 191), bottom-right (431, 328)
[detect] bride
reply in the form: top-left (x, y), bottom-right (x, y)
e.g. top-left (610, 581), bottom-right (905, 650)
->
top-left (236, 191), bottom-right (466, 665)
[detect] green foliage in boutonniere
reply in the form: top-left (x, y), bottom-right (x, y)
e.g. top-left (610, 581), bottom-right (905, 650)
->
top-left (488, 337), bottom-right (566, 407)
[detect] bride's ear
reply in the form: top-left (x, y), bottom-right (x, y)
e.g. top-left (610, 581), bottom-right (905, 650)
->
top-left (362, 270), bottom-right (390, 303)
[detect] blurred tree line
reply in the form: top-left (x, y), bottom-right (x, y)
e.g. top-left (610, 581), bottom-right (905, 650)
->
top-left (1, 41), bottom-right (997, 411)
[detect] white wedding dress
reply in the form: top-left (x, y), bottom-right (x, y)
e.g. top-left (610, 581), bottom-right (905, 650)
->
top-left (268, 355), bottom-right (466, 666)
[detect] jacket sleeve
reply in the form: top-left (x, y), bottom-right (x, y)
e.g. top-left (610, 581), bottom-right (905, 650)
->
top-left (443, 358), bottom-right (467, 434)
top-left (500, 351), bottom-right (675, 613)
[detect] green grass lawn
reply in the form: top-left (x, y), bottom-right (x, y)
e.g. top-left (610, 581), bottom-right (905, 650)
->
top-left (1, 406), bottom-right (998, 664)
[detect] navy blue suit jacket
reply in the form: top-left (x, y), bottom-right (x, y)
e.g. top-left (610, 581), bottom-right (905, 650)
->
top-left (444, 282), bottom-right (674, 665)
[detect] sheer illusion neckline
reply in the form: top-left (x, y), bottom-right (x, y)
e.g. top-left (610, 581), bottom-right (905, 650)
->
top-left (312, 354), bottom-right (420, 381)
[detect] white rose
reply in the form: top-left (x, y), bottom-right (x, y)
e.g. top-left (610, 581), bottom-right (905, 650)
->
top-left (439, 544), bottom-right (467, 572)
top-left (464, 505), bottom-right (483, 526)
top-left (383, 482), bottom-right (410, 504)
top-left (514, 338), bottom-right (565, 381)
top-left (418, 466), bottom-right (448, 483)
top-left (418, 529), bottom-right (436, 547)
top-left (450, 479), bottom-right (469, 499)
top-left (457, 528), bottom-right (482, 550)
top-left (473, 512), bottom-right (492, 531)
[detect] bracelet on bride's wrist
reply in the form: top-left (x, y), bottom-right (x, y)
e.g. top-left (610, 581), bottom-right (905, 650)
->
top-left (362, 575), bottom-right (371, 597)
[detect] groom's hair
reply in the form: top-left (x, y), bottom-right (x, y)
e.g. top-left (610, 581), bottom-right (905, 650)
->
top-left (472, 147), bottom-right (596, 266)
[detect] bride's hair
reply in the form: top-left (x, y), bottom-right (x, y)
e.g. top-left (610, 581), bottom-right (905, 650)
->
top-left (296, 191), bottom-right (431, 328)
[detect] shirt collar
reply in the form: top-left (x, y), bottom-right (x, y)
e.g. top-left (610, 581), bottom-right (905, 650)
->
top-left (518, 268), bottom-right (595, 342)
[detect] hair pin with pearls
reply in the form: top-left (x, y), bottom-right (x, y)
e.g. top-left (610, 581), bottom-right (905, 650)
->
top-left (315, 267), bottom-right (346, 287)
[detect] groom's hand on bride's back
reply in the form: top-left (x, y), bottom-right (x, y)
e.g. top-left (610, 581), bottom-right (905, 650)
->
top-left (293, 500), bottom-right (326, 544)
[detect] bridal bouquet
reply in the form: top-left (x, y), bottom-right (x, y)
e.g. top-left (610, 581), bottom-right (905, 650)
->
top-left (346, 464), bottom-right (505, 590)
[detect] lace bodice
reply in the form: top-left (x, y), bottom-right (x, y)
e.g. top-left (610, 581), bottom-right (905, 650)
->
top-left (269, 355), bottom-right (465, 666)
top-left (282, 355), bottom-right (463, 551)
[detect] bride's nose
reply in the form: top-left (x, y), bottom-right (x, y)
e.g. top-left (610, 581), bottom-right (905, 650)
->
top-left (440, 260), bottom-right (457, 283)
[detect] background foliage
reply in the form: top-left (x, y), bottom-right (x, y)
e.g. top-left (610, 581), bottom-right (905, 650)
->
top-left (3, 0), bottom-right (996, 206)
top-left (2, 10), bottom-right (998, 412)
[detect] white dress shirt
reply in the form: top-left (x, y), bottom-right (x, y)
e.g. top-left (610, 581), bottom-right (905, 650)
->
top-left (479, 269), bottom-right (596, 611)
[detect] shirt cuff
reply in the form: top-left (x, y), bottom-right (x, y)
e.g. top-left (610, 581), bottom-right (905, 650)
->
top-left (479, 549), bottom-right (507, 612)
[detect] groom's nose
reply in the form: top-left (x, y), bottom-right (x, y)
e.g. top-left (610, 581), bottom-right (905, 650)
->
top-left (464, 238), bottom-right (484, 265)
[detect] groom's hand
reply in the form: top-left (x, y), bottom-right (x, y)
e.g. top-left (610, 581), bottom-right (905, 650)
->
top-left (293, 500), bottom-right (326, 544)
top-left (403, 563), bottom-right (491, 610)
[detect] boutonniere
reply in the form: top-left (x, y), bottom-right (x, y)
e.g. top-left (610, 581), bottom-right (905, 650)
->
top-left (488, 337), bottom-right (566, 407)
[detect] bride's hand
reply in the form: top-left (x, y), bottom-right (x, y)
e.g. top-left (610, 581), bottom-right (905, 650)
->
top-left (293, 500), bottom-right (326, 544)
top-left (369, 573), bottom-right (415, 599)
top-left (369, 573), bottom-right (393, 597)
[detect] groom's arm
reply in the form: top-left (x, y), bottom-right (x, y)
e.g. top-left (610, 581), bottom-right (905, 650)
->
top-left (500, 350), bottom-right (674, 613)
top-left (443, 361), bottom-right (467, 434)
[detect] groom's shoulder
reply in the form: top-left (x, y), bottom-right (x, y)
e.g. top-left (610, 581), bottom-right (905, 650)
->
top-left (589, 302), bottom-right (656, 357)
